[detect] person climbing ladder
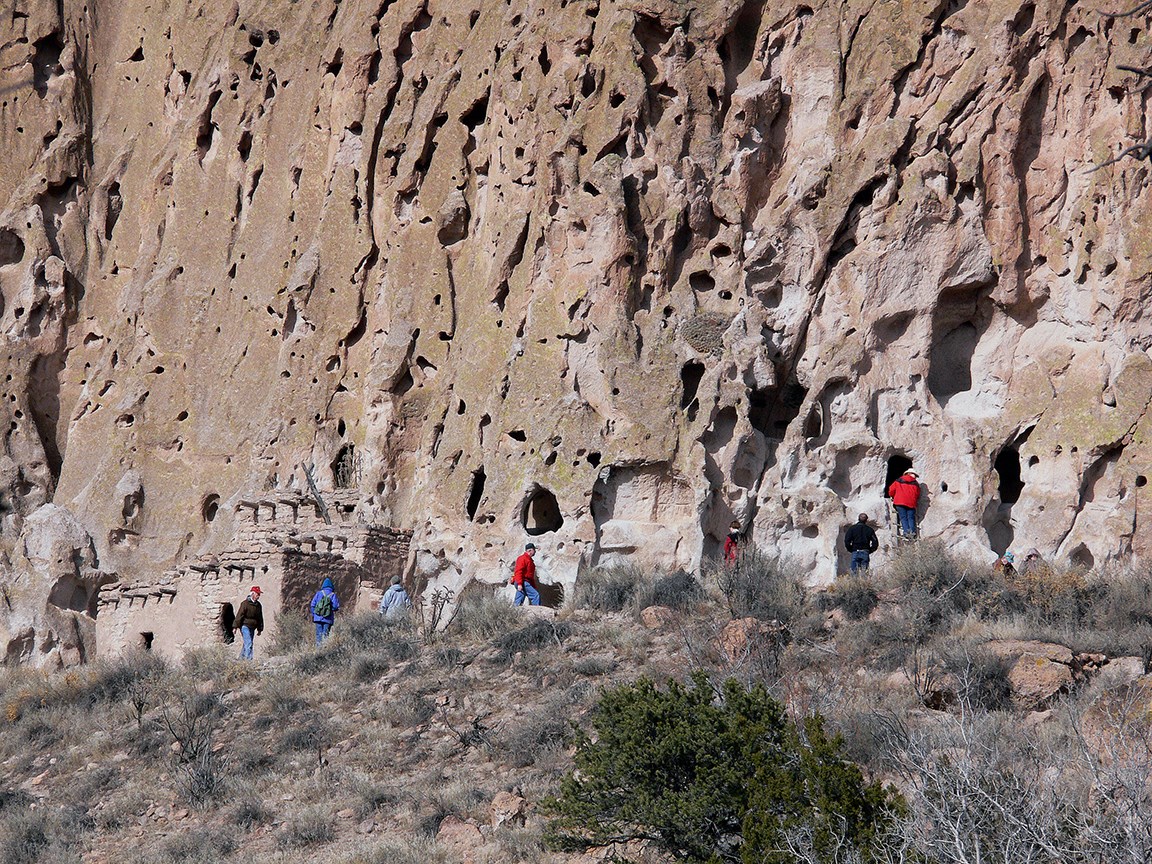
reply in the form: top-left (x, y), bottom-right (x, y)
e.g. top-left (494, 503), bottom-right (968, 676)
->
top-left (888, 468), bottom-right (921, 541)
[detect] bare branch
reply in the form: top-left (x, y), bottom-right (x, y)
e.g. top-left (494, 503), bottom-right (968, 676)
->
top-left (1101, 0), bottom-right (1152, 18)
top-left (1089, 140), bottom-right (1152, 172)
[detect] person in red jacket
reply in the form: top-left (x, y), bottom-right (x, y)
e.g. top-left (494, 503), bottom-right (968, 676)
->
top-left (511, 542), bottom-right (540, 606)
top-left (888, 469), bottom-right (921, 538)
top-left (723, 521), bottom-right (742, 563)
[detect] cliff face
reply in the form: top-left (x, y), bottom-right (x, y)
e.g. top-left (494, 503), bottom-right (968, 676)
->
top-left (2, 0), bottom-right (1151, 661)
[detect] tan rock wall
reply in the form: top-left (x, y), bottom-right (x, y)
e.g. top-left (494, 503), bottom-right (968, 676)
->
top-left (2, 0), bottom-right (1152, 661)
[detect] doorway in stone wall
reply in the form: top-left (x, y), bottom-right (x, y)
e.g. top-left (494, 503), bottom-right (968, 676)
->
top-left (535, 582), bottom-right (565, 608)
top-left (219, 602), bottom-right (235, 643)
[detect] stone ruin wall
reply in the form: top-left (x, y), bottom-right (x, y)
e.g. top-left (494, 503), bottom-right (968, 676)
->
top-left (1, 0), bottom-right (1152, 663)
top-left (95, 490), bottom-right (412, 656)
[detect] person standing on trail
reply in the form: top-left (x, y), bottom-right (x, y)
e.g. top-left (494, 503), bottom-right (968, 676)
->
top-left (511, 542), bottom-right (540, 606)
top-left (310, 577), bottom-right (340, 645)
top-left (844, 513), bottom-right (879, 574)
top-left (379, 574), bottom-right (412, 618)
top-left (234, 586), bottom-right (264, 660)
top-left (888, 469), bottom-right (921, 538)
top-left (724, 521), bottom-right (743, 564)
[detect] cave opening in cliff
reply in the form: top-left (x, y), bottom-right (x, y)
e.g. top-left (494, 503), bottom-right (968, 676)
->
top-left (523, 486), bottom-right (563, 535)
top-left (1069, 543), bottom-right (1095, 570)
top-left (466, 468), bottom-right (486, 521)
top-left (202, 494), bottom-right (220, 523)
top-left (0, 227), bottom-right (24, 266)
top-left (884, 455), bottom-right (913, 496)
top-left (927, 323), bottom-right (977, 403)
top-left (331, 443), bottom-right (356, 488)
top-left (926, 280), bottom-right (994, 407)
top-left (748, 374), bottom-right (808, 440)
top-left (994, 447), bottom-right (1024, 504)
top-left (680, 361), bottom-right (704, 421)
top-left (140, 632), bottom-right (154, 651)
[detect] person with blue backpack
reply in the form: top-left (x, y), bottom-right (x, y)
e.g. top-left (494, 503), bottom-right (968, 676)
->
top-left (310, 577), bottom-right (340, 645)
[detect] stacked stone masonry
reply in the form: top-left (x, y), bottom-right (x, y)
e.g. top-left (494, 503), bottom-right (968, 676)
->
top-left (96, 492), bottom-right (412, 656)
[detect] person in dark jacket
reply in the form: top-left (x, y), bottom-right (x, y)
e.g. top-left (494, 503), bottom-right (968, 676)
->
top-left (888, 469), bottom-right (921, 538)
top-left (511, 543), bottom-right (540, 606)
top-left (310, 577), bottom-right (340, 645)
top-left (723, 521), bottom-right (742, 564)
top-left (234, 586), bottom-right (264, 660)
top-left (844, 514), bottom-right (879, 574)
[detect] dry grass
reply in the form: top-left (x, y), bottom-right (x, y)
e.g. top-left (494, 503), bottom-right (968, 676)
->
top-left (5, 552), bottom-right (1152, 863)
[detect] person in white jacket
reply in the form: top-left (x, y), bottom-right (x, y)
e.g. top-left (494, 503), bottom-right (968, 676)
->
top-left (379, 575), bottom-right (412, 618)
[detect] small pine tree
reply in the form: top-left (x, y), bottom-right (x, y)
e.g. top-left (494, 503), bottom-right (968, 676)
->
top-left (544, 672), bottom-right (902, 863)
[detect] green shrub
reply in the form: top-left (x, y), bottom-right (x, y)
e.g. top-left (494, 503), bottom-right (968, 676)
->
top-left (544, 673), bottom-right (902, 863)
top-left (708, 547), bottom-right (805, 623)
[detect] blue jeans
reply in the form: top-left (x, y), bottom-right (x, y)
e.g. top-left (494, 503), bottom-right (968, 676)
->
top-left (515, 583), bottom-right (541, 606)
top-left (850, 550), bottom-right (871, 574)
top-left (315, 621), bottom-right (332, 645)
top-left (895, 505), bottom-right (917, 536)
top-left (239, 625), bottom-right (255, 660)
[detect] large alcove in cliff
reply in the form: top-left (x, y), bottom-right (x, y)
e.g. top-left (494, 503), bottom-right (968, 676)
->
top-left (994, 447), bottom-right (1024, 504)
top-left (522, 486), bottom-right (563, 535)
top-left (926, 281), bottom-right (994, 408)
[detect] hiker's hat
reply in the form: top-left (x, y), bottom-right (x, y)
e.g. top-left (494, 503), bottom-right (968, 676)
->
top-left (251, 586), bottom-right (262, 595)
top-left (907, 470), bottom-right (919, 477)
top-left (525, 542), bottom-right (536, 550)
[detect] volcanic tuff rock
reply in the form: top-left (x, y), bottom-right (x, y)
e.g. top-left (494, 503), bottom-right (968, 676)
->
top-left (1, 0), bottom-right (1152, 660)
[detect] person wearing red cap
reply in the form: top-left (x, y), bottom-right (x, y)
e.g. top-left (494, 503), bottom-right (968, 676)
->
top-left (234, 586), bottom-right (264, 660)
top-left (510, 543), bottom-right (540, 606)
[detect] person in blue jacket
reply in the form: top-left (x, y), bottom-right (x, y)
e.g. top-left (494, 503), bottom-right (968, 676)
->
top-left (310, 577), bottom-right (340, 645)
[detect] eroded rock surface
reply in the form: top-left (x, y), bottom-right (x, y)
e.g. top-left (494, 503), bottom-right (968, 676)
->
top-left (1, 0), bottom-right (1151, 658)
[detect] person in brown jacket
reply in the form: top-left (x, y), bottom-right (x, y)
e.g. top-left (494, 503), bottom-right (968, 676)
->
top-left (234, 586), bottom-right (264, 660)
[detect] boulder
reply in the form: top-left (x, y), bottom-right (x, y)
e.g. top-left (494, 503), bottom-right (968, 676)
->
top-left (716, 617), bottom-right (786, 664)
top-left (489, 790), bottom-right (527, 829)
top-left (639, 605), bottom-right (677, 629)
top-left (984, 640), bottom-right (1075, 710)
top-left (1081, 676), bottom-right (1152, 763)
top-left (436, 816), bottom-right (485, 861)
